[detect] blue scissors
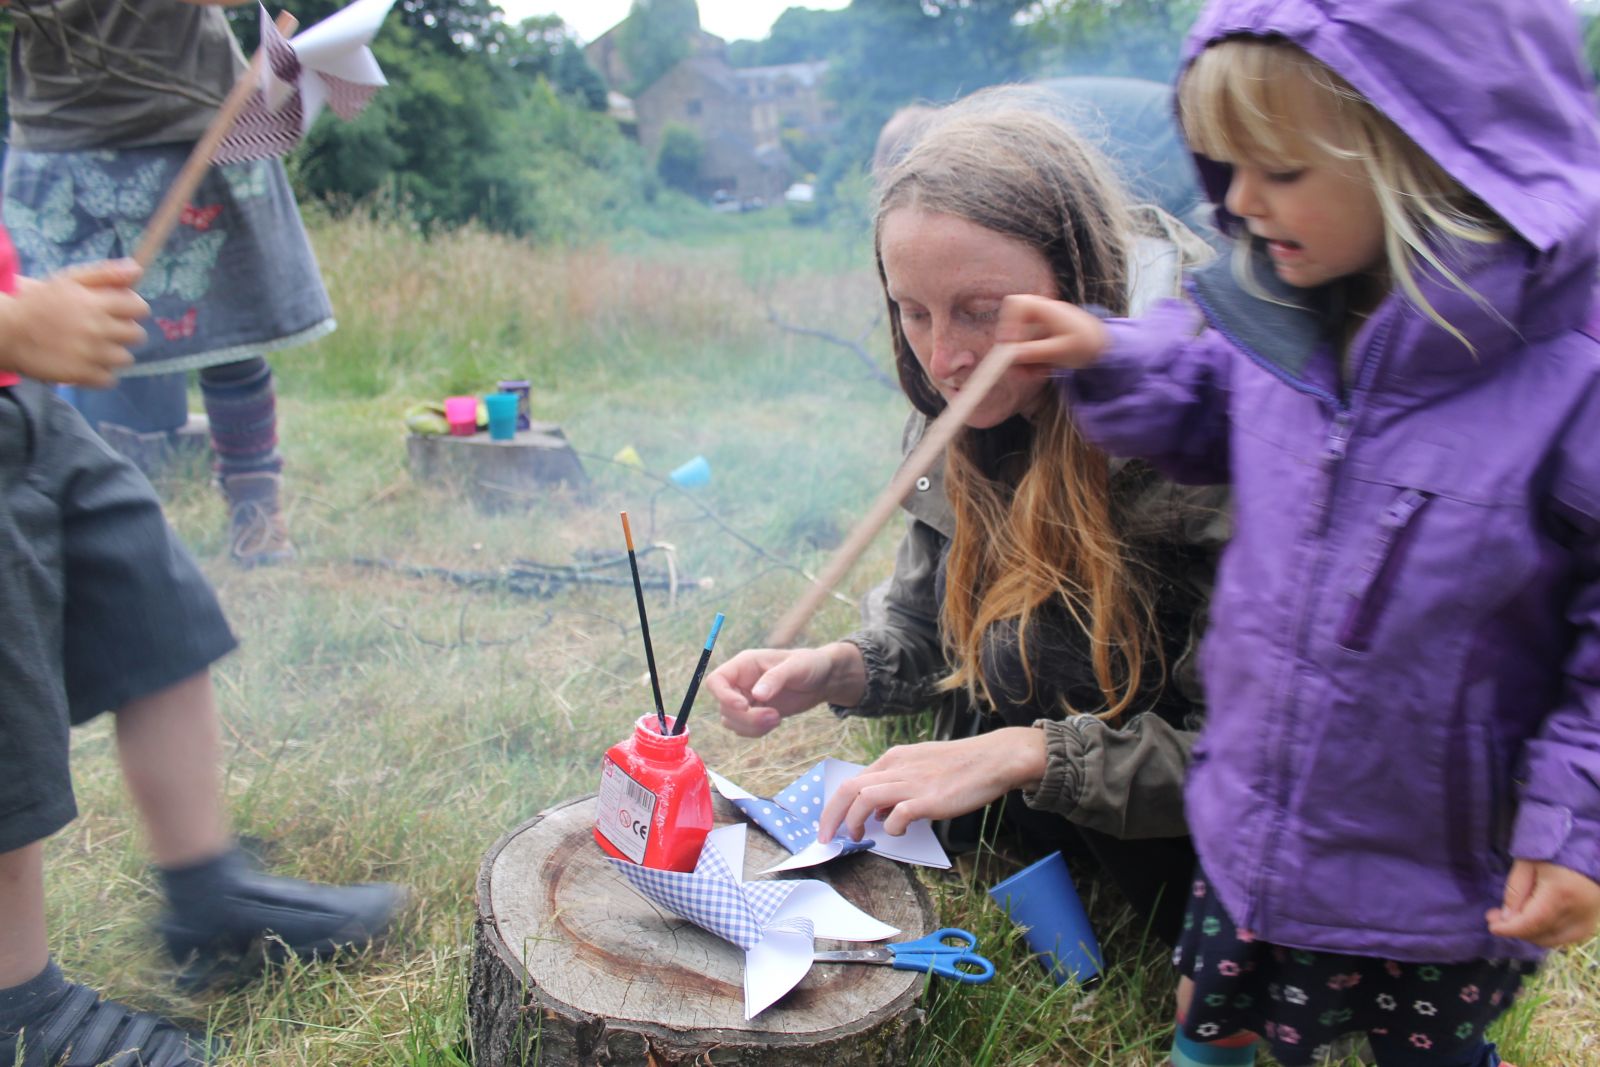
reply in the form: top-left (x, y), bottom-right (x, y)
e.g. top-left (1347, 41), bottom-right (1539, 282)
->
top-left (813, 928), bottom-right (995, 984)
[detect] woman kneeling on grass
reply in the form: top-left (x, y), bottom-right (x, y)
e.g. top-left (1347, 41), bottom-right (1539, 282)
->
top-left (706, 88), bottom-right (1226, 945)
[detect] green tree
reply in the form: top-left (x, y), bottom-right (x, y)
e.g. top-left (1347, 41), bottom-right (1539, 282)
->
top-left (656, 123), bottom-right (703, 193)
top-left (728, 6), bottom-right (849, 67)
top-left (1029, 0), bottom-right (1203, 82)
top-left (813, 0), bottom-right (1035, 209)
top-left (617, 0), bottom-right (701, 95)
top-left (502, 15), bottom-right (609, 110)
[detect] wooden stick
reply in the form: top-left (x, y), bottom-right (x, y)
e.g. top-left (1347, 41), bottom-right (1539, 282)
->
top-left (764, 342), bottom-right (1024, 647)
top-left (133, 11), bottom-right (300, 268)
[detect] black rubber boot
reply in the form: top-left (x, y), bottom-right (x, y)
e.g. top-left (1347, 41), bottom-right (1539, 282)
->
top-left (158, 849), bottom-right (404, 990)
top-left (0, 982), bottom-right (221, 1066)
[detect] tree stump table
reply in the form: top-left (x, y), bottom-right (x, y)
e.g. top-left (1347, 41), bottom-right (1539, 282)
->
top-left (406, 421), bottom-right (588, 511)
top-left (470, 795), bottom-right (936, 1066)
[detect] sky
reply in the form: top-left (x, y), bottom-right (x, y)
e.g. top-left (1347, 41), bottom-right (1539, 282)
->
top-left (496, 1), bottom-right (850, 45)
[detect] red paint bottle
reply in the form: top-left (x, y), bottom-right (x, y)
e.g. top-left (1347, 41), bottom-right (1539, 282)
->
top-left (594, 714), bottom-right (713, 872)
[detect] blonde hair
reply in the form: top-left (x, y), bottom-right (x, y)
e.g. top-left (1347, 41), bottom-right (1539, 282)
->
top-left (874, 87), bottom-right (1164, 720)
top-left (1179, 39), bottom-right (1508, 347)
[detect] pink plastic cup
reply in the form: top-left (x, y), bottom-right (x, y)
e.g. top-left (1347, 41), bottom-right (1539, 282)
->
top-left (445, 395), bottom-right (477, 436)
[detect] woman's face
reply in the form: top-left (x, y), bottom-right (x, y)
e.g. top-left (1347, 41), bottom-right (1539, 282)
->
top-left (879, 207), bottom-right (1057, 429)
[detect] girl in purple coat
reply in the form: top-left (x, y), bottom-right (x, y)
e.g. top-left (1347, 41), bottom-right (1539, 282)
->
top-left (999, 0), bottom-right (1600, 1065)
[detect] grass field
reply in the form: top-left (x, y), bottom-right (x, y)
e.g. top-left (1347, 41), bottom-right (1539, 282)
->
top-left (40, 211), bottom-right (1599, 1066)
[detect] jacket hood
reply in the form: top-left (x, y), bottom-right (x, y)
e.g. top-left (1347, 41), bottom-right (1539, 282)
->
top-left (1180, 0), bottom-right (1600, 330)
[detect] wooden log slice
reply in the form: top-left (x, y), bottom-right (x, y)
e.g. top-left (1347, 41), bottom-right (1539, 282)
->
top-left (471, 794), bottom-right (935, 1066)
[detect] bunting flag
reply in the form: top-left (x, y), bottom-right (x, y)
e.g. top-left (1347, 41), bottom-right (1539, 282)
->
top-left (215, 0), bottom-right (396, 164)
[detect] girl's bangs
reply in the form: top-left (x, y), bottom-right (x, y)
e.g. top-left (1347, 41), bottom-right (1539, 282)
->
top-left (1180, 41), bottom-right (1322, 169)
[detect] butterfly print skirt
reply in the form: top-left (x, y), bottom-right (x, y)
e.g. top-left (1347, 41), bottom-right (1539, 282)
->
top-left (3, 143), bottom-right (334, 376)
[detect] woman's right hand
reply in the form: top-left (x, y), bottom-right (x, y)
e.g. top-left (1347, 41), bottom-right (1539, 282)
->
top-left (707, 643), bottom-right (867, 738)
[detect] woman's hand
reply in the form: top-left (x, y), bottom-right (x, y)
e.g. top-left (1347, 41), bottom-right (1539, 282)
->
top-left (997, 294), bottom-right (1109, 370)
top-left (1486, 859), bottom-right (1600, 948)
top-left (818, 727), bottom-right (1048, 842)
top-left (706, 643), bottom-right (867, 738)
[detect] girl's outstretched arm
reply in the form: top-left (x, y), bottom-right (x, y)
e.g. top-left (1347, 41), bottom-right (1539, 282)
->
top-left (1000, 295), bottom-right (1235, 485)
top-left (997, 294), bottom-right (1109, 370)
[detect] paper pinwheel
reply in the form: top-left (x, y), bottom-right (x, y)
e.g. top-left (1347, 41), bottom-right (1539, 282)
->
top-left (709, 759), bottom-right (951, 874)
top-left (216, 0), bottom-right (397, 164)
top-left (608, 824), bottom-right (899, 1018)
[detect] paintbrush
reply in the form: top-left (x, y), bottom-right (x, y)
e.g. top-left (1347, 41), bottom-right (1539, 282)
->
top-left (671, 613), bottom-right (726, 736)
top-left (621, 511), bottom-right (668, 734)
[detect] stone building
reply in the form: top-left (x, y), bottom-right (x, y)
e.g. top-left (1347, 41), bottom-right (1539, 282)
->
top-left (585, 28), bottom-right (835, 203)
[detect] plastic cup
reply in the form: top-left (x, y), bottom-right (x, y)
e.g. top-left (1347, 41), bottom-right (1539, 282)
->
top-left (497, 379), bottom-right (532, 430)
top-left (668, 454), bottom-right (711, 488)
top-left (987, 851), bottom-right (1104, 986)
top-left (485, 393), bottom-right (518, 441)
top-left (444, 395), bottom-right (478, 436)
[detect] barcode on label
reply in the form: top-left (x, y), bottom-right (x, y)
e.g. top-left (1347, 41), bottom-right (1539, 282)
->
top-left (623, 777), bottom-right (653, 808)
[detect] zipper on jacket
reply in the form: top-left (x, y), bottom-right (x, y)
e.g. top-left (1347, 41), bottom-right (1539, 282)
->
top-left (1336, 488), bottom-right (1432, 651)
top-left (1247, 302), bottom-right (1398, 931)
top-left (1314, 412), bottom-right (1354, 536)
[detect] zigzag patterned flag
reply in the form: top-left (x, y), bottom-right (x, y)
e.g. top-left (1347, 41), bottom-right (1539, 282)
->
top-left (215, 0), bottom-right (395, 165)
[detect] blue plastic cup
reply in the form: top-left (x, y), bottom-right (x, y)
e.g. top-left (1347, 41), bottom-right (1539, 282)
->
top-left (987, 851), bottom-right (1104, 986)
top-left (484, 393), bottom-right (518, 441)
top-left (668, 454), bottom-right (711, 488)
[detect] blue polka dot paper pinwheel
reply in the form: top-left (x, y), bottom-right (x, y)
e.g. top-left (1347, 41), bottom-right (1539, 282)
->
top-left (709, 759), bottom-right (951, 874)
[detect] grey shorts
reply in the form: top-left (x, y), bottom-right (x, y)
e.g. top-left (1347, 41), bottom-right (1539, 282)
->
top-left (0, 381), bottom-right (236, 853)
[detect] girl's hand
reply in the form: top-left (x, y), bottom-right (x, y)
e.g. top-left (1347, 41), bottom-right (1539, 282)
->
top-left (706, 644), bottom-right (866, 738)
top-left (817, 727), bottom-right (1048, 842)
top-left (997, 294), bottom-right (1110, 370)
top-left (0, 261), bottom-right (148, 386)
top-left (1486, 859), bottom-right (1600, 947)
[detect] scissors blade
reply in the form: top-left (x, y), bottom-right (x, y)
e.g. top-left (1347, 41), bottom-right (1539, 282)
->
top-left (813, 948), bottom-right (894, 964)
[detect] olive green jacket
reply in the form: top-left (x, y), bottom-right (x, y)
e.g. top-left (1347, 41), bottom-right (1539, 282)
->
top-left (833, 412), bottom-right (1229, 840)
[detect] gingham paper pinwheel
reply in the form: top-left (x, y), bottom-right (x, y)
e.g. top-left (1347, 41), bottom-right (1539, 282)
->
top-left (216, 0), bottom-right (396, 164)
top-left (608, 824), bottom-right (898, 1017)
top-left (709, 759), bottom-right (951, 874)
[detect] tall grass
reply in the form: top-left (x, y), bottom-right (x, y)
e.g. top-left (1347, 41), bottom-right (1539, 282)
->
top-left (43, 212), bottom-right (1599, 1066)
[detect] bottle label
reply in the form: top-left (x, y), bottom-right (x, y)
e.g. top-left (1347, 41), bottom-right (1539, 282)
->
top-left (597, 757), bottom-right (656, 864)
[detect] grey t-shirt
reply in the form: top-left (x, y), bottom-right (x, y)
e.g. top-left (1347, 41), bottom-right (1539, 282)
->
top-left (8, 0), bottom-right (244, 151)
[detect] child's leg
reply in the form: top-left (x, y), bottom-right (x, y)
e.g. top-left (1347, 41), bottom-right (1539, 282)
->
top-left (115, 670), bottom-right (229, 867)
top-left (0, 843), bottom-right (48, 988)
top-left (1171, 977), bottom-right (1260, 1066)
top-left (199, 357), bottom-right (293, 567)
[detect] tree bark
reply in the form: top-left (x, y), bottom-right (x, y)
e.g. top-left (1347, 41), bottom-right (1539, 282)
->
top-left (470, 795), bottom-right (934, 1065)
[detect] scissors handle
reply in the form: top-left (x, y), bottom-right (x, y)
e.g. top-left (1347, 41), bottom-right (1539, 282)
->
top-left (891, 928), bottom-right (994, 984)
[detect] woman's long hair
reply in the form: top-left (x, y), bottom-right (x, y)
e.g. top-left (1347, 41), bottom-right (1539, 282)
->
top-left (873, 88), bottom-right (1157, 720)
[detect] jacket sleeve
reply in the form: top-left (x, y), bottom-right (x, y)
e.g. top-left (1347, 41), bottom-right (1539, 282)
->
top-left (830, 513), bottom-right (948, 719)
top-left (1023, 713), bottom-right (1197, 839)
top-left (1060, 297), bottom-right (1236, 486)
top-left (1510, 390), bottom-right (1600, 885)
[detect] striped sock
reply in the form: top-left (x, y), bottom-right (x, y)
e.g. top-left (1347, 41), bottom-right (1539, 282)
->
top-left (200, 358), bottom-right (281, 478)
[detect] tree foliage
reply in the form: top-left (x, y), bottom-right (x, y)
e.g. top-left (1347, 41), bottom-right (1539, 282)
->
top-left (617, 0), bottom-right (702, 96)
top-left (1029, 0), bottom-right (1203, 82)
top-left (229, 0), bottom-right (639, 239)
top-left (656, 123), bottom-right (704, 193)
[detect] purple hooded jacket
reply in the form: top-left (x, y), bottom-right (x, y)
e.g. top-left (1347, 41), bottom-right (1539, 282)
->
top-left (1063, 0), bottom-right (1600, 963)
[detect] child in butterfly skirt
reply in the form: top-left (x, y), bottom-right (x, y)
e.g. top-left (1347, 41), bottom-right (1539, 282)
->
top-left (3, 0), bottom-right (338, 566)
top-left (0, 228), bottom-right (401, 1066)
top-left (996, 0), bottom-right (1600, 1064)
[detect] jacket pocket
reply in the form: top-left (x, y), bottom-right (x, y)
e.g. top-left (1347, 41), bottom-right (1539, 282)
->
top-left (1337, 488), bottom-right (1432, 652)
